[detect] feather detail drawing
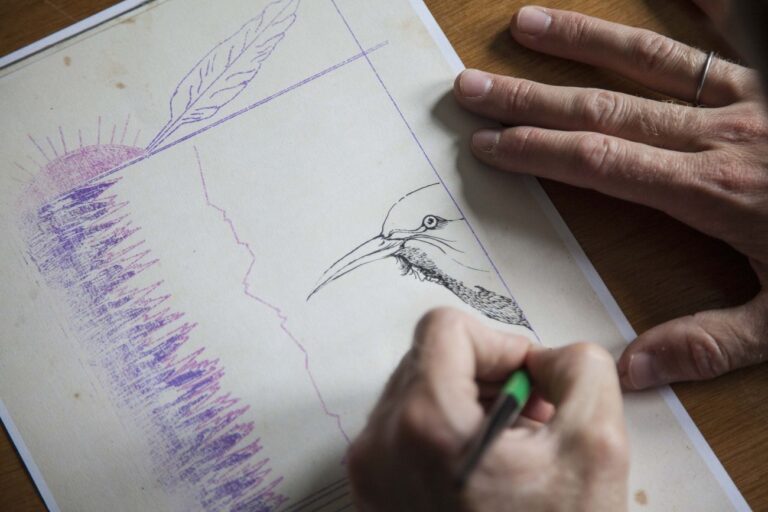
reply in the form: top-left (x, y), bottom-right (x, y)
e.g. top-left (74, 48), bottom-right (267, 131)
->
top-left (147, 0), bottom-right (301, 151)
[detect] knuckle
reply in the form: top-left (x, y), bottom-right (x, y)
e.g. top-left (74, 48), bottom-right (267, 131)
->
top-left (502, 78), bottom-right (537, 114)
top-left (707, 164), bottom-right (754, 195)
top-left (711, 109), bottom-right (768, 145)
top-left (551, 342), bottom-right (618, 390)
top-left (564, 14), bottom-right (595, 49)
top-left (696, 151), bottom-right (764, 198)
top-left (397, 398), bottom-right (426, 439)
top-left (395, 395), bottom-right (449, 452)
top-left (574, 133), bottom-right (622, 175)
top-left (629, 31), bottom-right (679, 73)
top-left (574, 423), bottom-right (630, 470)
top-left (415, 307), bottom-right (465, 343)
top-left (663, 107), bottom-right (703, 144)
top-left (579, 90), bottom-right (625, 131)
top-left (564, 341), bottom-right (615, 370)
top-left (503, 126), bottom-right (539, 157)
top-left (686, 317), bottom-right (732, 379)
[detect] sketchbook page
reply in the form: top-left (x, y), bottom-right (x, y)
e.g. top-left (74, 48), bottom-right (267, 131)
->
top-left (0, 0), bottom-right (743, 511)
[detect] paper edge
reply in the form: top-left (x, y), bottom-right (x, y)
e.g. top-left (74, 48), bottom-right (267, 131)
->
top-left (0, 0), bottom-right (150, 70)
top-left (0, 1), bottom-right (751, 510)
top-left (407, 1), bottom-right (750, 510)
top-left (0, 399), bottom-right (60, 512)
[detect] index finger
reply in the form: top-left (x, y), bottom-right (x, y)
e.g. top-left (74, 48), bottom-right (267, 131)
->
top-left (471, 126), bottom-right (696, 214)
top-left (414, 308), bottom-right (532, 386)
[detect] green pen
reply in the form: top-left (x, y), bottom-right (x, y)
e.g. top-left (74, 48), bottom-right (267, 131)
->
top-left (456, 369), bottom-right (532, 487)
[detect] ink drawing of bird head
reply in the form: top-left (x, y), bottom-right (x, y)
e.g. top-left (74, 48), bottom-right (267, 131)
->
top-left (308, 183), bottom-right (530, 329)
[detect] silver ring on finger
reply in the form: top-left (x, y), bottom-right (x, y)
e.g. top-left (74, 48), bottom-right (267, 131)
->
top-left (695, 51), bottom-right (716, 107)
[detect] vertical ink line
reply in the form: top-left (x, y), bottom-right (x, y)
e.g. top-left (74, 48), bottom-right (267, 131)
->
top-left (328, 0), bottom-right (535, 334)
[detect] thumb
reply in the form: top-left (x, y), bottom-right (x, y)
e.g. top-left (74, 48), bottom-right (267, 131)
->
top-left (618, 292), bottom-right (768, 390)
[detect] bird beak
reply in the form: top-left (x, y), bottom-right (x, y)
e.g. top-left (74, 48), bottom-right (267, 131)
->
top-left (307, 235), bottom-right (402, 300)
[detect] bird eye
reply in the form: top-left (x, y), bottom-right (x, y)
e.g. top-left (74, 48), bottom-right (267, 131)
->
top-left (422, 215), bottom-right (439, 229)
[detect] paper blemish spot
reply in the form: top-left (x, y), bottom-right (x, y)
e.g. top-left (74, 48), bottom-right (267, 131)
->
top-left (635, 490), bottom-right (648, 505)
top-left (63, 56), bottom-right (71, 66)
top-left (115, 82), bottom-right (126, 89)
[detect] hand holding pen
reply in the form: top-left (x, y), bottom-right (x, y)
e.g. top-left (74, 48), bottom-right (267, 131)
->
top-left (347, 308), bottom-right (628, 512)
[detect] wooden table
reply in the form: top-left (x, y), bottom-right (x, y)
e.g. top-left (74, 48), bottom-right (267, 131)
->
top-left (1, 0), bottom-right (766, 510)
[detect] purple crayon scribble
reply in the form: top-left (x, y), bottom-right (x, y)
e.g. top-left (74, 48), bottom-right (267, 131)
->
top-left (23, 177), bottom-right (288, 511)
top-left (195, 147), bottom-right (351, 446)
top-left (148, 0), bottom-right (302, 151)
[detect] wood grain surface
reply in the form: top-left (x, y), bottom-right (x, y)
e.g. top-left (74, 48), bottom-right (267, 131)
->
top-left (1, 0), bottom-right (766, 510)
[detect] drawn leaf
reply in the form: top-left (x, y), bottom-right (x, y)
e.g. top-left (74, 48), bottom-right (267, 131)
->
top-left (148, 0), bottom-right (300, 150)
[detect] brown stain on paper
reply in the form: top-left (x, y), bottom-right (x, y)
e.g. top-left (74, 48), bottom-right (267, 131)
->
top-left (63, 56), bottom-right (71, 66)
top-left (634, 490), bottom-right (648, 505)
top-left (115, 82), bottom-right (126, 89)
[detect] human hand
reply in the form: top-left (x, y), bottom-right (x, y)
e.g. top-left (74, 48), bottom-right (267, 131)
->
top-left (347, 308), bottom-right (628, 512)
top-left (452, 5), bottom-right (768, 390)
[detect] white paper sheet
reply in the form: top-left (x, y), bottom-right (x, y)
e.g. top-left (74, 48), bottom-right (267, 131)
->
top-left (0, 0), bottom-right (748, 510)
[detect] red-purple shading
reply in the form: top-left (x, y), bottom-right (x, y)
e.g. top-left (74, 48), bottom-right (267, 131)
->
top-left (25, 144), bottom-right (146, 205)
top-left (23, 176), bottom-right (287, 511)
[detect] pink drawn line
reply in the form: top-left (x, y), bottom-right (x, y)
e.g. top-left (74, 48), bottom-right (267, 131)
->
top-left (59, 126), bottom-right (67, 154)
top-left (194, 146), bottom-right (351, 445)
top-left (46, 136), bottom-right (59, 158)
top-left (120, 114), bottom-right (131, 144)
top-left (27, 134), bottom-right (49, 162)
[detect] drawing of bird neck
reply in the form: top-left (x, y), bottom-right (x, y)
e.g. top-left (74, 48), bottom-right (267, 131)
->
top-left (397, 246), bottom-right (530, 329)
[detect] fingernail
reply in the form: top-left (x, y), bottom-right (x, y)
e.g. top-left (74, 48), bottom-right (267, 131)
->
top-left (516, 6), bottom-right (551, 36)
top-left (459, 69), bottom-right (492, 98)
top-left (472, 130), bottom-right (500, 153)
top-left (628, 352), bottom-right (659, 389)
